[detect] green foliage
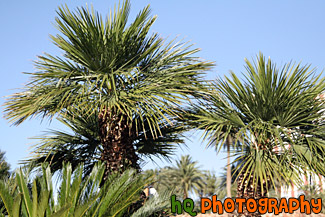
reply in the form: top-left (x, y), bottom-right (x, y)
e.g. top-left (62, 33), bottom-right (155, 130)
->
top-left (143, 158), bottom-right (234, 202)
top-left (219, 166), bottom-right (239, 198)
top-left (185, 53), bottom-right (325, 192)
top-left (200, 171), bottom-right (227, 199)
top-left (157, 155), bottom-right (205, 199)
top-left (131, 190), bottom-right (172, 217)
top-left (3, 0), bottom-right (212, 178)
top-left (0, 162), bottom-right (170, 217)
top-left (0, 150), bottom-right (10, 180)
top-left (4, 0), bottom-right (212, 138)
top-left (300, 184), bottom-right (325, 214)
top-left (25, 107), bottom-right (186, 176)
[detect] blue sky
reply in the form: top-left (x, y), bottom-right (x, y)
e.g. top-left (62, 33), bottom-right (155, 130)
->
top-left (1, 0), bottom-right (325, 175)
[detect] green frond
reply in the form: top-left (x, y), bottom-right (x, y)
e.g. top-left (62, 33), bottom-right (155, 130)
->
top-left (1, 162), bottom-right (170, 216)
top-left (3, 0), bottom-right (213, 139)
top-left (24, 106), bottom-right (187, 175)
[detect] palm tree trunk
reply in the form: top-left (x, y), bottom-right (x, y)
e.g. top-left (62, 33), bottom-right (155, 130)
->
top-left (98, 108), bottom-right (139, 181)
top-left (226, 137), bottom-right (232, 217)
top-left (183, 188), bottom-right (188, 199)
top-left (235, 171), bottom-right (267, 217)
top-left (226, 136), bottom-right (232, 199)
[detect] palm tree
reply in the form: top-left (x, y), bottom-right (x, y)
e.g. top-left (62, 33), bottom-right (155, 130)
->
top-left (185, 53), bottom-right (325, 217)
top-left (0, 150), bottom-right (10, 180)
top-left (206, 135), bottom-right (236, 199)
top-left (219, 163), bottom-right (240, 198)
top-left (4, 1), bottom-right (212, 179)
top-left (220, 135), bottom-right (238, 199)
top-left (225, 137), bottom-right (232, 198)
top-left (200, 171), bottom-right (226, 199)
top-left (183, 115), bottom-right (239, 199)
top-left (160, 155), bottom-right (205, 199)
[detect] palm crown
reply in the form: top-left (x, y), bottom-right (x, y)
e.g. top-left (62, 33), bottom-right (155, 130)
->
top-left (5, 1), bottom-right (212, 125)
top-left (4, 1), bottom-right (212, 177)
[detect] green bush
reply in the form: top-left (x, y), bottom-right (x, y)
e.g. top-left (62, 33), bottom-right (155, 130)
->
top-left (0, 163), bottom-right (171, 217)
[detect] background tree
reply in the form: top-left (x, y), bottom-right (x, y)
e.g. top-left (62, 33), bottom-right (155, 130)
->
top-left (219, 166), bottom-right (237, 199)
top-left (158, 155), bottom-right (205, 199)
top-left (185, 53), bottom-right (325, 217)
top-left (213, 134), bottom-right (238, 199)
top-left (225, 137), bottom-right (232, 198)
top-left (300, 184), bottom-right (325, 214)
top-left (4, 0), bottom-right (213, 179)
top-left (183, 113), bottom-right (240, 199)
top-left (0, 150), bottom-right (10, 180)
top-left (200, 171), bottom-right (226, 199)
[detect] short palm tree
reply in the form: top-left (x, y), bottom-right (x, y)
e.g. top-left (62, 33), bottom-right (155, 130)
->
top-left (186, 53), bottom-right (325, 217)
top-left (4, 1), bottom-right (212, 179)
top-left (0, 162), bottom-right (171, 217)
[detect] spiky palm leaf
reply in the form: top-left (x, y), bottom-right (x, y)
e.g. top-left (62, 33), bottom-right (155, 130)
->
top-left (0, 162), bottom-right (171, 217)
top-left (130, 189), bottom-right (172, 217)
top-left (24, 107), bottom-right (186, 176)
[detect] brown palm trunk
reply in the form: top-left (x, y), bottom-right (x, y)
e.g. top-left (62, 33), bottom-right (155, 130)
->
top-left (235, 171), bottom-right (267, 217)
top-left (98, 108), bottom-right (140, 181)
top-left (183, 188), bottom-right (188, 200)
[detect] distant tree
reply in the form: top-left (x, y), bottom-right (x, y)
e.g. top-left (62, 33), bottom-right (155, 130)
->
top-left (159, 155), bottom-right (205, 199)
top-left (300, 184), bottom-right (325, 214)
top-left (219, 165), bottom-right (238, 198)
top-left (0, 150), bottom-right (10, 180)
top-left (200, 171), bottom-right (226, 199)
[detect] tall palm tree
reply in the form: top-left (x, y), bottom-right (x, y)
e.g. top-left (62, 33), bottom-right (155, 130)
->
top-left (185, 53), bottom-right (325, 217)
top-left (160, 155), bottom-right (205, 199)
top-left (4, 1), bottom-right (212, 179)
top-left (206, 134), bottom-right (236, 199)
top-left (220, 135), bottom-right (239, 199)
top-left (219, 162), bottom-right (240, 197)
top-left (225, 137), bottom-right (232, 198)
top-left (186, 123), bottom-right (238, 199)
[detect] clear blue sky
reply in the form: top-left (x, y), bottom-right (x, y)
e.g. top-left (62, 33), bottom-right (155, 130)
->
top-left (1, 0), bottom-right (325, 175)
